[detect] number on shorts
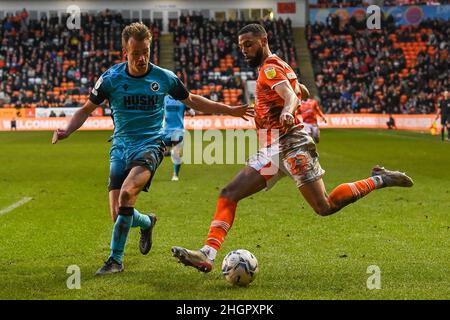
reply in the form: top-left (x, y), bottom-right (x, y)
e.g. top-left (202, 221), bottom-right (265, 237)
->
top-left (286, 154), bottom-right (309, 176)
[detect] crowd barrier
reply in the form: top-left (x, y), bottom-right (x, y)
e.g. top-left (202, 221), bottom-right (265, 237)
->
top-left (0, 114), bottom-right (441, 131)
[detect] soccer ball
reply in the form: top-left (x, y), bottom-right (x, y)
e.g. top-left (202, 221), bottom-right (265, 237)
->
top-left (221, 249), bottom-right (259, 286)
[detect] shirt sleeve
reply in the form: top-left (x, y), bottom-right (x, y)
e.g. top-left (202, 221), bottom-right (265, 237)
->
top-left (259, 64), bottom-right (289, 90)
top-left (89, 74), bottom-right (110, 105)
top-left (167, 72), bottom-right (189, 101)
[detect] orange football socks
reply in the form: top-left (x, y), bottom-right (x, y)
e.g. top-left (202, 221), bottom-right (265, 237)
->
top-left (329, 177), bottom-right (379, 210)
top-left (205, 196), bottom-right (237, 251)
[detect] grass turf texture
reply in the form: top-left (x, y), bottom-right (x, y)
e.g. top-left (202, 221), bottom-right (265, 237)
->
top-left (0, 129), bottom-right (449, 300)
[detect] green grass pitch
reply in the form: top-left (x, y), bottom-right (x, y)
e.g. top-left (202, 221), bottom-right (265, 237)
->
top-left (0, 129), bottom-right (449, 299)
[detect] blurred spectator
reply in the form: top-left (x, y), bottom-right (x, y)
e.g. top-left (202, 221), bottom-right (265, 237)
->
top-left (11, 117), bottom-right (17, 131)
top-left (386, 114), bottom-right (397, 129)
top-left (0, 90), bottom-right (10, 106)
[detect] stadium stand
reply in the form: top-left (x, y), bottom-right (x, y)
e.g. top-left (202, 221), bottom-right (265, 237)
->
top-left (172, 14), bottom-right (299, 107)
top-left (0, 9), bottom-right (161, 110)
top-left (1, 9), bottom-right (298, 113)
top-left (1, 6), bottom-right (448, 117)
top-left (306, 15), bottom-right (449, 114)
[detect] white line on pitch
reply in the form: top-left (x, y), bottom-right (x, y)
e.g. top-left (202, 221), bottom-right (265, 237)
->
top-left (0, 197), bottom-right (33, 216)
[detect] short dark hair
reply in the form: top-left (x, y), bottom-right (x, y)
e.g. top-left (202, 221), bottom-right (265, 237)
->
top-left (238, 24), bottom-right (267, 37)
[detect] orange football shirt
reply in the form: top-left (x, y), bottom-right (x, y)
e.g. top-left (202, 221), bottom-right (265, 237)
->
top-left (255, 54), bottom-right (303, 137)
top-left (296, 99), bottom-right (324, 124)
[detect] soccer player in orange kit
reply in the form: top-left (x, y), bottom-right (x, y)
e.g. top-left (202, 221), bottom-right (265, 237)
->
top-left (296, 98), bottom-right (327, 143)
top-left (172, 24), bottom-right (414, 272)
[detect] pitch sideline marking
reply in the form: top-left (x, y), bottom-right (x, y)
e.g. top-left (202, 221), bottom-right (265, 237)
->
top-left (0, 197), bottom-right (33, 217)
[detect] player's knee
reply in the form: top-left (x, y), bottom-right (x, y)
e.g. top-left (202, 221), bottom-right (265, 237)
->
top-left (219, 186), bottom-right (232, 199)
top-left (119, 188), bottom-right (135, 204)
top-left (171, 149), bottom-right (182, 165)
top-left (312, 203), bottom-right (334, 216)
top-left (312, 206), bottom-right (324, 216)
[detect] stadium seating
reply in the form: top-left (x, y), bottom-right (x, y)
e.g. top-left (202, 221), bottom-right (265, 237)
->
top-left (172, 15), bottom-right (299, 107)
top-left (1, 7), bottom-right (448, 116)
top-left (1, 10), bottom-right (299, 113)
top-left (306, 15), bottom-right (449, 114)
top-left (0, 9), bottom-right (160, 110)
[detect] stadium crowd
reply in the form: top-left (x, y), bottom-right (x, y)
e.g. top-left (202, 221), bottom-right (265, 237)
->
top-left (172, 14), bottom-right (298, 105)
top-left (1, 7), bottom-right (449, 116)
top-left (0, 9), bottom-right (160, 109)
top-left (0, 9), bottom-right (298, 111)
top-left (306, 15), bottom-right (449, 114)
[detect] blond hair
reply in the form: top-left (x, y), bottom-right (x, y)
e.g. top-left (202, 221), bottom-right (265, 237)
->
top-left (121, 22), bottom-right (152, 48)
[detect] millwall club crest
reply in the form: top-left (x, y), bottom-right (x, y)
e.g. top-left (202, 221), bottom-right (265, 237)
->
top-left (150, 82), bottom-right (160, 92)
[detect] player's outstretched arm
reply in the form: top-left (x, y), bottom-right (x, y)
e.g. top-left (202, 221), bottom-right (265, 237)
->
top-left (52, 100), bottom-right (99, 144)
top-left (181, 93), bottom-right (254, 120)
